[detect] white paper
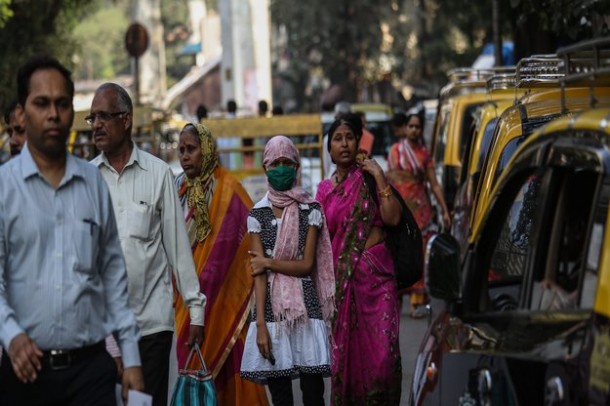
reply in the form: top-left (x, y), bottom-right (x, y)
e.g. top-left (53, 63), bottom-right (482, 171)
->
top-left (115, 384), bottom-right (153, 406)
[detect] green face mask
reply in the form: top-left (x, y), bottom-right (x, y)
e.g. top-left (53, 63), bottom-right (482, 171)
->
top-left (267, 166), bottom-right (297, 191)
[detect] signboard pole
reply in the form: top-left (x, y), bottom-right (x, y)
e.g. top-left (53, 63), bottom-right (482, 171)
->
top-left (125, 22), bottom-right (150, 107)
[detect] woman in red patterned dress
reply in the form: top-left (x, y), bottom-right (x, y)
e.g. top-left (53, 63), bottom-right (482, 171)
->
top-left (387, 112), bottom-right (451, 318)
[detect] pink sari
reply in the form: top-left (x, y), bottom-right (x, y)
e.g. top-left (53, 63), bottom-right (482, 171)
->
top-left (316, 165), bottom-right (402, 405)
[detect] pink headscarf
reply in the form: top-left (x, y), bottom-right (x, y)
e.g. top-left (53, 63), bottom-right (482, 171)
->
top-left (263, 136), bottom-right (335, 325)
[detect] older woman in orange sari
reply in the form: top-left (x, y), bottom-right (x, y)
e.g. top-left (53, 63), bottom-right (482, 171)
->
top-left (174, 123), bottom-right (268, 405)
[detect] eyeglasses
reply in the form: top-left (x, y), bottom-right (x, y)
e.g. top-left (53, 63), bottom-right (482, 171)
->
top-left (84, 111), bottom-right (126, 125)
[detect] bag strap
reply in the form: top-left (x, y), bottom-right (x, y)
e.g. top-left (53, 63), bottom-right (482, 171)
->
top-left (363, 172), bottom-right (380, 206)
top-left (184, 345), bottom-right (210, 374)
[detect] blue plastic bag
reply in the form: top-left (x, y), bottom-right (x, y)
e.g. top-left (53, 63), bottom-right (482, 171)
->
top-left (170, 345), bottom-right (218, 406)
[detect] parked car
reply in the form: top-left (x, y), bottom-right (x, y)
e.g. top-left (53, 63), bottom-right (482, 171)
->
top-left (411, 37), bottom-right (610, 405)
top-left (452, 95), bottom-right (515, 259)
top-left (430, 69), bottom-right (513, 211)
top-left (471, 86), bottom-right (610, 240)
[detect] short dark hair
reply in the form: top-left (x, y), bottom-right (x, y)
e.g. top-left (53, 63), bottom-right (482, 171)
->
top-left (326, 112), bottom-right (363, 152)
top-left (227, 99), bottom-right (237, 113)
top-left (3, 98), bottom-right (18, 125)
top-left (393, 112), bottom-right (424, 128)
top-left (392, 112), bottom-right (408, 127)
top-left (196, 104), bottom-right (208, 121)
top-left (17, 56), bottom-right (74, 107)
top-left (258, 100), bottom-right (268, 115)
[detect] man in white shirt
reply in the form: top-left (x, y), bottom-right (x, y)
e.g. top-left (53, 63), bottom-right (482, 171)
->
top-left (89, 83), bottom-right (206, 406)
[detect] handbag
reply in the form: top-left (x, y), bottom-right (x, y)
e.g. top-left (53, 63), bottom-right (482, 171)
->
top-left (363, 172), bottom-right (424, 290)
top-left (170, 345), bottom-right (218, 406)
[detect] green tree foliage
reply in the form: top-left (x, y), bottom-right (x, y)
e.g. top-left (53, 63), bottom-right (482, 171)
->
top-left (0, 0), bottom-right (95, 112)
top-left (271, 0), bottom-right (398, 102)
top-left (271, 0), bottom-right (497, 105)
top-left (0, 0), bottom-right (13, 28)
top-left (73, 2), bottom-right (130, 80)
top-left (271, 0), bottom-right (608, 107)
top-left (415, 0), bottom-right (496, 85)
top-left (507, 0), bottom-right (610, 59)
top-left (161, 0), bottom-right (190, 87)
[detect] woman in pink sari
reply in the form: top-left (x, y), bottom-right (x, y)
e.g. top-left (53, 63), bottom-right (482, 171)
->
top-left (316, 113), bottom-right (403, 405)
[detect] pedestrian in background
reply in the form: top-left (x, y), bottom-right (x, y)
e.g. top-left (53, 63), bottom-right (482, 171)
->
top-left (316, 113), bottom-right (403, 405)
top-left (175, 122), bottom-right (269, 405)
top-left (217, 99), bottom-right (242, 169)
top-left (196, 104), bottom-right (208, 122)
top-left (3, 98), bottom-right (26, 157)
top-left (0, 56), bottom-right (143, 405)
top-left (89, 83), bottom-right (206, 406)
top-left (258, 100), bottom-right (269, 117)
top-left (354, 111), bottom-right (375, 158)
top-left (240, 135), bottom-right (335, 406)
top-left (387, 112), bottom-right (450, 318)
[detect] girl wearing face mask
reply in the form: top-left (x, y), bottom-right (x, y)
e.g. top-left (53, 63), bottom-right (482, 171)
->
top-left (240, 135), bottom-right (335, 406)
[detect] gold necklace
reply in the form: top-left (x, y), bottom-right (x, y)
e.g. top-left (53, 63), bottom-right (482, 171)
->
top-left (333, 173), bottom-right (344, 185)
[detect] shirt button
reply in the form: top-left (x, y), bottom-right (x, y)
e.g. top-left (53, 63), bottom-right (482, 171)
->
top-left (266, 249), bottom-right (272, 256)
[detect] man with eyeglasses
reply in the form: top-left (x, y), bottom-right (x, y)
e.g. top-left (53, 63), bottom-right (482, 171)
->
top-left (0, 57), bottom-right (144, 405)
top-left (89, 83), bottom-right (206, 406)
top-left (3, 99), bottom-right (27, 157)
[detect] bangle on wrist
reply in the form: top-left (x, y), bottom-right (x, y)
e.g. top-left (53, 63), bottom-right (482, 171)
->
top-left (378, 185), bottom-right (392, 198)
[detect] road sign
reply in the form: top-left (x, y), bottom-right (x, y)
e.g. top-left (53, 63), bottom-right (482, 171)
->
top-left (125, 22), bottom-right (149, 58)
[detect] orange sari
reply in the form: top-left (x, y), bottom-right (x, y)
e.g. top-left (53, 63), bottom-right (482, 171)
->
top-left (175, 167), bottom-right (268, 405)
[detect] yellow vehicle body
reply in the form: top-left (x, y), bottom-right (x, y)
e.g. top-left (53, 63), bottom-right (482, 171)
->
top-left (351, 103), bottom-right (393, 118)
top-left (421, 105), bottom-right (610, 404)
top-left (467, 98), bottom-right (519, 182)
top-left (451, 97), bottom-right (516, 255)
top-left (524, 108), bottom-right (610, 318)
top-left (418, 38), bottom-right (610, 405)
top-left (503, 107), bottom-right (610, 317)
top-left (470, 88), bottom-right (610, 241)
top-left (431, 90), bottom-right (515, 210)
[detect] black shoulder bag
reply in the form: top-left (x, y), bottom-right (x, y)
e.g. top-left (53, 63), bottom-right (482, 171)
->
top-left (363, 172), bottom-right (423, 291)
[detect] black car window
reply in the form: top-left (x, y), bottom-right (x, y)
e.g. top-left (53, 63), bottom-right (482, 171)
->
top-left (492, 114), bottom-right (564, 187)
top-left (578, 173), bottom-right (608, 309)
top-left (486, 170), bottom-right (546, 311)
top-left (530, 171), bottom-right (598, 311)
top-left (476, 117), bottom-right (500, 174)
top-left (458, 103), bottom-right (485, 162)
top-left (493, 137), bottom-right (524, 187)
top-left (433, 107), bottom-right (451, 167)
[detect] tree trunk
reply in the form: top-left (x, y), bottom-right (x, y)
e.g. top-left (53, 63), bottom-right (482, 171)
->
top-left (510, 13), bottom-right (557, 61)
top-left (492, 0), bottom-right (503, 66)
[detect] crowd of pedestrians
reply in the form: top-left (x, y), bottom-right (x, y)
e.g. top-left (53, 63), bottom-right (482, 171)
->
top-left (0, 55), bottom-right (447, 406)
